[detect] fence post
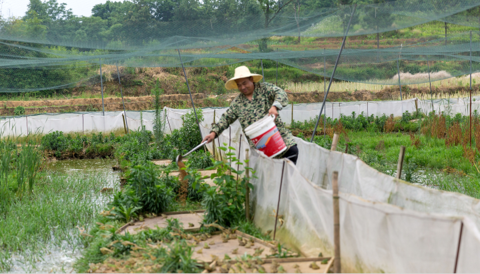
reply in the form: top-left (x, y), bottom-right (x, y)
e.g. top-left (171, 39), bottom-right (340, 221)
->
top-left (236, 134), bottom-right (242, 182)
top-left (332, 171), bottom-right (341, 273)
top-left (122, 114), bottom-right (127, 134)
top-left (291, 102), bottom-right (294, 126)
top-left (331, 133), bottom-right (340, 151)
top-left (273, 161), bottom-right (286, 240)
top-left (396, 146), bottom-right (406, 179)
top-left (26, 115), bottom-right (28, 135)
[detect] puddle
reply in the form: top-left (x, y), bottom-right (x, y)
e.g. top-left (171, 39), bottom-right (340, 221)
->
top-left (7, 159), bottom-right (120, 273)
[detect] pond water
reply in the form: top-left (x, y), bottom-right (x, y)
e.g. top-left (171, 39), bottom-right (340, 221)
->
top-left (7, 158), bottom-right (120, 273)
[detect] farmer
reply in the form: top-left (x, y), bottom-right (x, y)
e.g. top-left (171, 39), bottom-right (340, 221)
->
top-left (202, 66), bottom-right (299, 164)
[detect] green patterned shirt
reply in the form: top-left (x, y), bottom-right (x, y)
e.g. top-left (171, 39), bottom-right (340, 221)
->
top-left (211, 82), bottom-right (296, 156)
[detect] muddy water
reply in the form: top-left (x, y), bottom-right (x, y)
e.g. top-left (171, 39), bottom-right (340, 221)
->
top-left (8, 159), bottom-right (120, 273)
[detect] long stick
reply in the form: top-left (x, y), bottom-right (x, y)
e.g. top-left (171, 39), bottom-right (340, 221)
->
top-left (99, 59), bottom-right (105, 116)
top-left (470, 31), bottom-right (473, 148)
top-left (177, 49), bottom-right (202, 138)
top-left (332, 171), bottom-right (341, 273)
top-left (273, 161), bottom-right (286, 240)
top-left (115, 62), bottom-right (129, 133)
top-left (310, 5), bottom-right (357, 142)
top-left (397, 44), bottom-right (403, 101)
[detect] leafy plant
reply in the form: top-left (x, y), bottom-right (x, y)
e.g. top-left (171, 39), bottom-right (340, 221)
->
top-left (14, 106), bottom-right (25, 116)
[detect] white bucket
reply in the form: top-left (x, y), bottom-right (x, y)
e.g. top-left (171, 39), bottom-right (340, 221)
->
top-left (244, 115), bottom-right (287, 158)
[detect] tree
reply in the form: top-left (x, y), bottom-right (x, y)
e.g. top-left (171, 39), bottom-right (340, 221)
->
top-left (257, 0), bottom-right (294, 52)
top-left (293, 0), bottom-right (301, 43)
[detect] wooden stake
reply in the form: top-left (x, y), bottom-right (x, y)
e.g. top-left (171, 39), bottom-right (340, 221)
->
top-left (291, 102), bottom-right (294, 126)
top-left (331, 133), bottom-right (339, 151)
top-left (245, 149), bottom-right (250, 221)
top-left (332, 171), bottom-right (341, 274)
top-left (122, 114), bottom-right (127, 134)
top-left (415, 98), bottom-right (418, 113)
top-left (396, 146), bottom-right (406, 179)
top-left (344, 143), bottom-right (349, 154)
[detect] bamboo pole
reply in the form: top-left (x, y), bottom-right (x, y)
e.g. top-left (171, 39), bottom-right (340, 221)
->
top-left (332, 171), bottom-right (341, 273)
top-left (331, 133), bottom-right (340, 151)
top-left (396, 146), bottom-right (406, 179)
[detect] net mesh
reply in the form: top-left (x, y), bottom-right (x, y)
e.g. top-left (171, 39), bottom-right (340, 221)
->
top-left (1, 1), bottom-right (480, 92)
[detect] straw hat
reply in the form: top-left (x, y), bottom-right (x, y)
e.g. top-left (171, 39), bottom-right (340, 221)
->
top-left (225, 66), bottom-right (263, 90)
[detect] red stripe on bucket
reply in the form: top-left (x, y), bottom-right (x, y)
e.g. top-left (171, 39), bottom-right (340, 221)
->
top-left (251, 127), bottom-right (286, 157)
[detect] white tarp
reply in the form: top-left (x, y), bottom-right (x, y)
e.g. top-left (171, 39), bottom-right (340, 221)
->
top-left (249, 140), bottom-right (480, 273)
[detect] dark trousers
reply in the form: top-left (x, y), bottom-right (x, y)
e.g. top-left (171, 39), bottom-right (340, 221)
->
top-left (282, 144), bottom-right (299, 165)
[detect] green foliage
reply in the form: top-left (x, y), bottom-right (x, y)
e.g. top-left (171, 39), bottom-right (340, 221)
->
top-left (186, 150), bottom-right (214, 170)
top-left (14, 106), bottom-right (25, 116)
top-left (41, 131), bottom-right (117, 158)
top-left (201, 146), bottom-right (255, 227)
top-left (125, 162), bottom-right (175, 215)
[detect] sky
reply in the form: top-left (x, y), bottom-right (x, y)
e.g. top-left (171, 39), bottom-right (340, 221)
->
top-left (1, 0), bottom-right (112, 18)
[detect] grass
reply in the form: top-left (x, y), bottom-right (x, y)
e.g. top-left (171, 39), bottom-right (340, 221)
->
top-left (0, 170), bottom-right (115, 272)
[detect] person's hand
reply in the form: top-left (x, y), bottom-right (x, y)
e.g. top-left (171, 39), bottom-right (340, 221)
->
top-left (269, 106), bottom-right (279, 119)
top-left (203, 132), bottom-right (216, 143)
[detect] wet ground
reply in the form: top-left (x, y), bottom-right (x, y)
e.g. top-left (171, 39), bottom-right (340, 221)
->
top-left (7, 159), bottom-right (120, 273)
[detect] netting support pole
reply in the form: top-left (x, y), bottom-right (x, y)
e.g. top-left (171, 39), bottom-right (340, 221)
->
top-left (324, 48), bottom-right (326, 92)
top-left (397, 44), bottom-right (403, 100)
top-left (276, 48), bottom-right (279, 86)
top-left (213, 110), bottom-right (216, 160)
top-left (273, 161), bottom-right (286, 241)
top-left (324, 104), bottom-right (326, 138)
top-left (261, 59), bottom-right (265, 82)
top-left (165, 109), bottom-right (172, 133)
top-left (177, 49), bottom-right (202, 138)
top-left (445, 22), bottom-right (447, 46)
top-left (99, 59), bottom-right (105, 116)
top-left (453, 221), bottom-right (464, 273)
top-left (245, 148), bottom-right (250, 221)
top-left (427, 55), bottom-right (433, 112)
top-left (310, 4), bottom-right (356, 142)
top-left (332, 171), bottom-right (341, 273)
top-left (115, 62), bottom-right (129, 133)
top-left (470, 31), bottom-right (473, 148)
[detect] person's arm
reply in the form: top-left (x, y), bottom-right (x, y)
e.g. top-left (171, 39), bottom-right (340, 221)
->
top-left (203, 106), bottom-right (238, 143)
top-left (265, 83), bottom-right (289, 117)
